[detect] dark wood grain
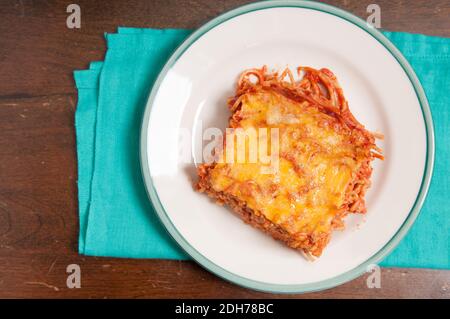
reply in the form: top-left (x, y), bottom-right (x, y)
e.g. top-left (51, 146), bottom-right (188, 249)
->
top-left (0, 0), bottom-right (449, 299)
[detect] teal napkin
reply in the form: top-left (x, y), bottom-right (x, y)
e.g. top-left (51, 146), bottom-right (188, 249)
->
top-left (74, 28), bottom-right (449, 269)
top-left (75, 28), bottom-right (190, 259)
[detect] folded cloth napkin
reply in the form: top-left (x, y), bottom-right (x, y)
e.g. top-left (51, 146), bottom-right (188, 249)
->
top-left (74, 27), bottom-right (450, 269)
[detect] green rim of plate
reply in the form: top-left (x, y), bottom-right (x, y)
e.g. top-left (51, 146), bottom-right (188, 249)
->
top-left (140, 0), bottom-right (435, 293)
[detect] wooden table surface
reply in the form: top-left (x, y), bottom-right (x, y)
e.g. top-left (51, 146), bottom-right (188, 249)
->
top-left (0, 0), bottom-right (449, 299)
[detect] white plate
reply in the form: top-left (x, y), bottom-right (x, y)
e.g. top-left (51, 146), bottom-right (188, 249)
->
top-left (140, 1), bottom-right (434, 293)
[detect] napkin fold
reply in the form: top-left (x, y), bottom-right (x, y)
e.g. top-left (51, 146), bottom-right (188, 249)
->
top-left (74, 28), bottom-right (449, 269)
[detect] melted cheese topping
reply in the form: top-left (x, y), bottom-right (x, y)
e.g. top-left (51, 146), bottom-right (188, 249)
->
top-left (209, 91), bottom-right (366, 237)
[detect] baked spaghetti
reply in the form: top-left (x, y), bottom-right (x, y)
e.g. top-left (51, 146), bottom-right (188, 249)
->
top-left (196, 66), bottom-right (383, 258)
